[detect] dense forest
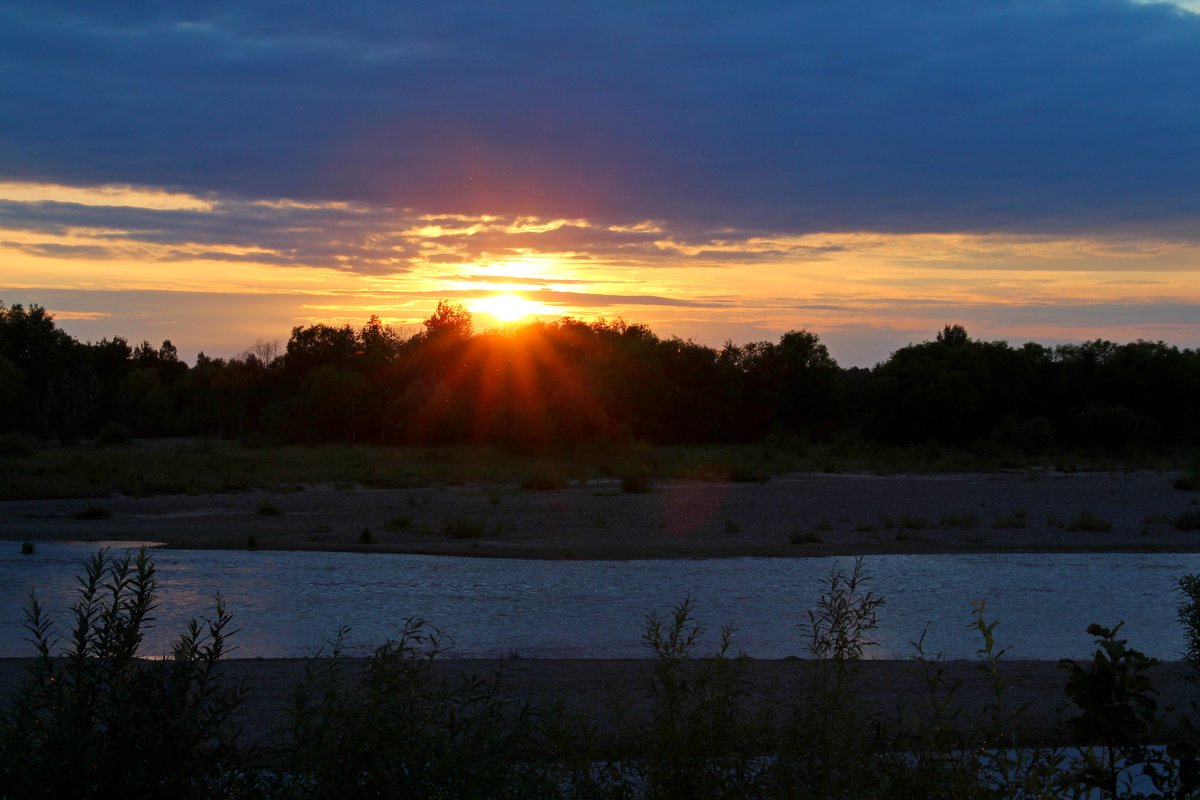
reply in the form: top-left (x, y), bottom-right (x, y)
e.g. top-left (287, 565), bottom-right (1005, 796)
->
top-left (2, 298), bottom-right (1198, 453)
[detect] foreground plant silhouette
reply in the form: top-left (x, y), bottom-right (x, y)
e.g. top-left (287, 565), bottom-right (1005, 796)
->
top-left (5, 550), bottom-right (1200, 798)
top-left (0, 547), bottom-right (252, 799)
top-left (276, 622), bottom-right (553, 799)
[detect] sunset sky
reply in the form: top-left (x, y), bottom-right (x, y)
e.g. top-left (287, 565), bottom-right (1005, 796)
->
top-left (2, 1), bottom-right (1198, 367)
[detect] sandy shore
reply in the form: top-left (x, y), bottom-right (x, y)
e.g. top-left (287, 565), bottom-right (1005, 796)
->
top-left (1, 470), bottom-right (1197, 559)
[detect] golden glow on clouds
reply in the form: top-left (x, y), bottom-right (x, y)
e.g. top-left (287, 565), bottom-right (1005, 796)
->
top-left (0, 181), bottom-right (214, 211)
top-left (1, 180), bottom-right (1198, 365)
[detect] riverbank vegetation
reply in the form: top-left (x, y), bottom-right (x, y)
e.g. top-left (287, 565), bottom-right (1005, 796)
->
top-left (4, 435), bottom-right (1196, 502)
top-left (3, 549), bottom-right (1200, 798)
top-left (3, 299), bottom-right (1199, 460)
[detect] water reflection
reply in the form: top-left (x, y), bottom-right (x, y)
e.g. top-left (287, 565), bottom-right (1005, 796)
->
top-left (2, 541), bottom-right (1196, 660)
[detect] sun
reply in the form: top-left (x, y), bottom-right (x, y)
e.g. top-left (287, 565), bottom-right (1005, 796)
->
top-left (469, 293), bottom-right (546, 323)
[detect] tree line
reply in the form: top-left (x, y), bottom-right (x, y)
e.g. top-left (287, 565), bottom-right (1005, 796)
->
top-left (2, 298), bottom-right (1198, 452)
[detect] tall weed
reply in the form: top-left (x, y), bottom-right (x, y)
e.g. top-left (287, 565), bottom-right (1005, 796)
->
top-left (771, 558), bottom-right (894, 798)
top-left (638, 596), bottom-right (770, 799)
top-left (0, 548), bottom-right (251, 799)
top-left (278, 621), bottom-right (555, 799)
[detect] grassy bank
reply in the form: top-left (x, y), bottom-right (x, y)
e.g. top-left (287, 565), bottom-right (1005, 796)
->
top-left (1, 434), bottom-right (1195, 500)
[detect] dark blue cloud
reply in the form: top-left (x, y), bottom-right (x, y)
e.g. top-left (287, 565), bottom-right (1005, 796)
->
top-left (2, 0), bottom-right (1198, 237)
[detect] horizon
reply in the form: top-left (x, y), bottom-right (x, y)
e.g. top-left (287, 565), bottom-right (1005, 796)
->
top-left (6, 295), bottom-right (1198, 372)
top-left (3, 1), bottom-right (1199, 369)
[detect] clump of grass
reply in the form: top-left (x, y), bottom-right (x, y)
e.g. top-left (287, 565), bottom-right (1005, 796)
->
top-left (790, 530), bottom-right (823, 545)
top-left (385, 515), bottom-right (412, 531)
top-left (520, 472), bottom-right (568, 491)
top-left (443, 517), bottom-right (485, 539)
top-left (620, 473), bottom-right (653, 494)
top-left (73, 505), bottom-right (112, 520)
top-left (730, 466), bottom-right (770, 483)
top-left (94, 422), bottom-right (131, 447)
top-left (133, 477), bottom-right (189, 497)
top-left (20, 541), bottom-right (34, 555)
top-left (1175, 510), bottom-right (1200, 531)
top-left (724, 519), bottom-right (742, 533)
top-left (593, 514), bottom-right (608, 528)
top-left (0, 434), bottom-right (34, 458)
top-left (310, 523), bottom-right (333, 534)
top-left (940, 513), bottom-right (981, 529)
top-left (1068, 511), bottom-right (1112, 533)
top-left (854, 522), bottom-right (878, 533)
top-left (895, 530), bottom-right (928, 542)
top-left (992, 510), bottom-right (1028, 529)
top-left (246, 534), bottom-right (257, 549)
top-left (257, 501), bottom-right (284, 516)
top-left (882, 513), bottom-right (929, 530)
top-left (1175, 473), bottom-right (1200, 491)
top-left (485, 487), bottom-right (504, 505)
top-left (1143, 512), bottom-right (1172, 525)
top-left (815, 518), bottom-right (833, 532)
top-left (358, 528), bottom-right (374, 544)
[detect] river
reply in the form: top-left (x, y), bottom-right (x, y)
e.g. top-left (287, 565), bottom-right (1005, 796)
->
top-left (2, 541), bottom-right (1196, 660)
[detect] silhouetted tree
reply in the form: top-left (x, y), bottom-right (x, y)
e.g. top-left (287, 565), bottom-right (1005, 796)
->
top-left (422, 301), bottom-right (473, 342)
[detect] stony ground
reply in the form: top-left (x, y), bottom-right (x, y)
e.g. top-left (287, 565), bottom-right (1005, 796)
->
top-left (2, 470), bottom-right (1196, 559)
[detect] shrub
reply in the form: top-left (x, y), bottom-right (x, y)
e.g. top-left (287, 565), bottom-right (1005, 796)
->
top-left (281, 622), bottom-right (553, 799)
top-left (730, 465), bottom-right (770, 483)
top-left (1174, 473), bottom-right (1199, 492)
top-left (789, 530), bottom-right (823, 545)
top-left (385, 515), bottom-right (412, 531)
top-left (1068, 511), bottom-right (1112, 533)
top-left (1176, 510), bottom-right (1200, 531)
top-left (0, 548), bottom-right (250, 798)
top-left (992, 510), bottom-right (1028, 529)
top-left (620, 473), bottom-right (653, 494)
top-left (73, 504), bottom-right (112, 520)
top-left (0, 434), bottom-right (34, 458)
top-left (442, 517), bottom-right (485, 539)
top-left (519, 471), bottom-right (568, 491)
top-left (773, 558), bottom-right (893, 796)
top-left (1059, 623), bottom-right (1166, 797)
top-left (638, 597), bottom-right (770, 797)
top-left (95, 421), bottom-right (132, 447)
top-left (257, 501), bottom-right (284, 516)
top-left (939, 513), bottom-right (981, 529)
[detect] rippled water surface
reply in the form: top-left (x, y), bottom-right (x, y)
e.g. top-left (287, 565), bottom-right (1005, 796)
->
top-left (2, 541), bottom-right (1196, 660)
